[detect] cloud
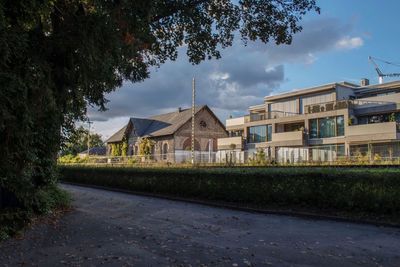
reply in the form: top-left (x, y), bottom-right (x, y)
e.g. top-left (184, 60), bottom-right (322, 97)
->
top-left (88, 17), bottom-right (365, 136)
top-left (335, 36), bottom-right (364, 50)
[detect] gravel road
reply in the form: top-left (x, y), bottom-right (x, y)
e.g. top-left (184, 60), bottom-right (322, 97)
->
top-left (1, 184), bottom-right (400, 267)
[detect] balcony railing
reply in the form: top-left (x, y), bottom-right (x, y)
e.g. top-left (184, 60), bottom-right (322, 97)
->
top-left (244, 111), bottom-right (299, 122)
top-left (305, 99), bottom-right (396, 114)
top-left (226, 116), bottom-right (245, 128)
top-left (347, 121), bottom-right (398, 142)
top-left (272, 131), bottom-right (304, 144)
top-left (217, 136), bottom-right (243, 150)
top-left (305, 100), bottom-right (350, 114)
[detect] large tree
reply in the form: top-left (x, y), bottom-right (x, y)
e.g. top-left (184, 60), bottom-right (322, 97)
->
top-left (0, 0), bottom-right (319, 209)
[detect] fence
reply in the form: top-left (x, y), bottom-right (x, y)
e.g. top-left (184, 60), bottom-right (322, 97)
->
top-left (60, 142), bottom-right (400, 166)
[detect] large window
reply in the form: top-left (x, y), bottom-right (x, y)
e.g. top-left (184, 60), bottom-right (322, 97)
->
top-left (247, 125), bottom-right (272, 143)
top-left (309, 116), bottom-right (344, 139)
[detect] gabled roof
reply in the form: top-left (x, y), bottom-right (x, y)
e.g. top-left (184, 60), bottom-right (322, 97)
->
top-left (106, 124), bottom-right (128, 143)
top-left (79, 146), bottom-right (107, 155)
top-left (144, 105), bottom-right (205, 137)
top-left (129, 118), bottom-right (156, 136)
top-left (106, 105), bottom-right (210, 143)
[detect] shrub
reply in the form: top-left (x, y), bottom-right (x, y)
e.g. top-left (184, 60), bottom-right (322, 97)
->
top-left (0, 185), bottom-right (70, 241)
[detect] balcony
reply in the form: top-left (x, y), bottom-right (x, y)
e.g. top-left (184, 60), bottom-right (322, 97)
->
top-left (271, 131), bottom-right (304, 146)
top-left (226, 117), bottom-right (245, 129)
top-left (305, 100), bottom-right (350, 114)
top-left (347, 122), bottom-right (399, 142)
top-left (244, 111), bottom-right (299, 122)
top-left (305, 99), bottom-right (396, 115)
top-left (217, 136), bottom-right (243, 150)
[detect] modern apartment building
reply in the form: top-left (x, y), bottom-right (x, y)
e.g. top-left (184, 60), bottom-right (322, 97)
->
top-left (217, 79), bottom-right (400, 163)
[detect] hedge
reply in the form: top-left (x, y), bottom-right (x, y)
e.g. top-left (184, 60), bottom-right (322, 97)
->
top-left (59, 166), bottom-right (400, 219)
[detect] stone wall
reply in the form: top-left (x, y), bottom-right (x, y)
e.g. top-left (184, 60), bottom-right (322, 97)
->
top-left (174, 107), bottom-right (228, 151)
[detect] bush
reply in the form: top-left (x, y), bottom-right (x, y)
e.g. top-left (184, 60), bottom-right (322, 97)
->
top-left (58, 154), bottom-right (88, 164)
top-left (59, 166), bottom-right (400, 219)
top-left (0, 185), bottom-right (70, 241)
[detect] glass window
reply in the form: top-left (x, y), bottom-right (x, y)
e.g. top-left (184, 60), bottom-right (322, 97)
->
top-left (336, 116), bottom-right (344, 136)
top-left (247, 125), bottom-right (272, 143)
top-left (267, 125), bottom-right (272, 141)
top-left (318, 117), bottom-right (336, 138)
top-left (310, 116), bottom-right (344, 139)
top-left (309, 119), bottom-right (318, 139)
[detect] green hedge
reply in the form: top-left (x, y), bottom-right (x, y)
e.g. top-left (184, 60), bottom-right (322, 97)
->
top-left (0, 185), bottom-right (70, 241)
top-left (59, 166), bottom-right (400, 217)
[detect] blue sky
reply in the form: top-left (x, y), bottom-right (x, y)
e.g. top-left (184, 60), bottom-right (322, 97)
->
top-left (285, 0), bottom-right (400, 89)
top-left (89, 1), bottom-right (400, 139)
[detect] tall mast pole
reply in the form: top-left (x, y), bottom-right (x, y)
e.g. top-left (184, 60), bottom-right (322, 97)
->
top-left (87, 118), bottom-right (93, 157)
top-left (191, 77), bottom-right (195, 165)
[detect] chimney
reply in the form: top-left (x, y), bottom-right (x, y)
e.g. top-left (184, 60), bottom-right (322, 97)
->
top-left (178, 107), bottom-right (182, 112)
top-left (360, 78), bottom-right (369, 86)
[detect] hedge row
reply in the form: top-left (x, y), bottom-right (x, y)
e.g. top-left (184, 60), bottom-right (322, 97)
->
top-left (59, 166), bottom-right (400, 217)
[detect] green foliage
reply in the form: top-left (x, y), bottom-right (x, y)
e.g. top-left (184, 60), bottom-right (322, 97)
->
top-left (32, 185), bottom-right (71, 214)
top-left (61, 126), bottom-right (103, 156)
top-left (0, 186), bottom-right (70, 241)
top-left (389, 113), bottom-right (396, 122)
top-left (249, 149), bottom-right (267, 166)
top-left (60, 166), bottom-right (400, 220)
top-left (58, 154), bottom-right (88, 164)
top-left (0, 0), bottom-right (318, 232)
top-left (111, 143), bottom-right (122, 156)
top-left (121, 138), bottom-right (128, 157)
top-left (139, 138), bottom-right (154, 157)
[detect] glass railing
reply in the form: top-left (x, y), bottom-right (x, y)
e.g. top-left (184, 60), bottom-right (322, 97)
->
top-left (244, 111), bottom-right (300, 122)
top-left (305, 99), bottom-right (397, 114)
top-left (304, 100), bottom-right (350, 114)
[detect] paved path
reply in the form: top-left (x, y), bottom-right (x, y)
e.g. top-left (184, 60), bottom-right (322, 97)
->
top-left (1, 184), bottom-right (400, 267)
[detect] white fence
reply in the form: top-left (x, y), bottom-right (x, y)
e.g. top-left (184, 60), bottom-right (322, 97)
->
top-left (68, 142), bottom-right (400, 165)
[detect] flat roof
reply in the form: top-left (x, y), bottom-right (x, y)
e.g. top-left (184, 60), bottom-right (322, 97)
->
top-left (264, 81), bottom-right (358, 102)
top-left (248, 103), bottom-right (266, 112)
top-left (354, 80), bottom-right (400, 96)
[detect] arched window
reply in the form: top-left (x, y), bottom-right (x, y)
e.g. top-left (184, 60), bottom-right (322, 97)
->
top-left (205, 139), bottom-right (217, 152)
top-left (163, 143), bottom-right (168, 160)
top-left (182, 137), bottom-right (200, 151)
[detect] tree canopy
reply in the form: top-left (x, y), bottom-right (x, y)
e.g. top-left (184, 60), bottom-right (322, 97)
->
top-left (61, 126), bottom-right (103, 156)
top-left (0, 0), bottom-right (319, 210)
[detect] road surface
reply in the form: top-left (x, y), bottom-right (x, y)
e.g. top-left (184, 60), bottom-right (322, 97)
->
top-left (1, 184), bottom-right (400, 266)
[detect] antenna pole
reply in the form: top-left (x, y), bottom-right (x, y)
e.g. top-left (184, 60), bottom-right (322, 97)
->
top-left (191, 77), bottom-right (195, 165)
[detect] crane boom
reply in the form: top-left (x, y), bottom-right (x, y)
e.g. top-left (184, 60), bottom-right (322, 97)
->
top-left (369, 56), bottom-right (400, 84)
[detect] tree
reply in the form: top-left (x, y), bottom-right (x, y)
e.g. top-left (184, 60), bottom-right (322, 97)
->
top-left (0, 1), bottom-right (319, 210)
top-left (61, 126), bottom-right (104, 156)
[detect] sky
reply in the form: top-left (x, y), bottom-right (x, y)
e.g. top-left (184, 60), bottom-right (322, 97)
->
top-left (87, 0), bottom-right (400, 140)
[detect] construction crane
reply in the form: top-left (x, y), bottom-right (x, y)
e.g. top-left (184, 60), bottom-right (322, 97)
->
top-left (368, 56), bottom-right (400, 84)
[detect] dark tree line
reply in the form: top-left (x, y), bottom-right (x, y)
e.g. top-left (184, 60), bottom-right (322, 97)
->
top-left (0, 0), bottom-right (318, 210)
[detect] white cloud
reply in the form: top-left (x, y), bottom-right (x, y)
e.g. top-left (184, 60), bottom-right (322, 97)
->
top-left (336, 36), bottom-right (364, 50)
top-left (87, 17), bottom-right (366, 137)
